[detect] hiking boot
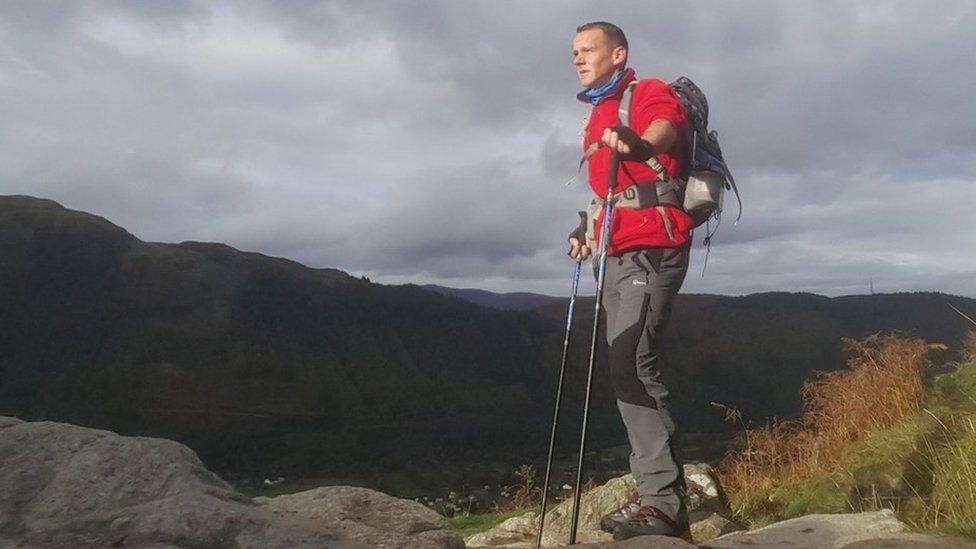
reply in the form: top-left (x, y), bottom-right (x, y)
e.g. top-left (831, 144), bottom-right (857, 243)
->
top-left (612, 505), bottom-right (692, 542)
top-left (599, 493), bottom-right (641, 533)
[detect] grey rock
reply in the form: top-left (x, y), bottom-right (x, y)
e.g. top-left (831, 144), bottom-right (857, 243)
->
top-left (464, 475), bottom-right (635, 547)
top-left (576, 537), bottom-right (696, 548)
top-left (464, 511), bottom-right (538, 548)
top-left (0, 417), bottom-right (355, 548)
top-left (684, 462), bottom-right (729, 515)
top-left (537, 475), bottom-right (636, 546)
top-left (690, 512), bottom-right (741, 543)
top-left (841, 534), bottom-right (976, 548)
top-left (257, 485), bottom-right (465, 549)
top-left (703, 509), bottom-right (908, 548)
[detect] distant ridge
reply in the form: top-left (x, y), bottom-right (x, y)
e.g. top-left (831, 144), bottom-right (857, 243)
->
top-left (422, 284), bottom-right (564, 311)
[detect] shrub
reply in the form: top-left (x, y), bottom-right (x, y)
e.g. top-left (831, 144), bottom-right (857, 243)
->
top-left (722, 335), bottom-right (935, 483)
top-left (720, 334), bottom-right (938, 520)
top-left (502, 464), bottom-right (541, 510)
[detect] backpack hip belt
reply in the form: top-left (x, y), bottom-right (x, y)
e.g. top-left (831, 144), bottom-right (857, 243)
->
top-left (599, 180), bottom-right (682, 209)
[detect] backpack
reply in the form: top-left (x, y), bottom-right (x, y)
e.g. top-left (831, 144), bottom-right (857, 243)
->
top-left (619, 77), bottom-right (741, 232)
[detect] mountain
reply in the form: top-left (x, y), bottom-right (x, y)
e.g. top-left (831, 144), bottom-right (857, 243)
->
top-left (2, 195), bottom-right (974, 480)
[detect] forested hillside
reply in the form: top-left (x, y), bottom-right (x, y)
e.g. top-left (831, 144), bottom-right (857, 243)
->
top-left (2, 195), bottom-right (973, 479)
top-left (0, 196), bottom-right (561, 475)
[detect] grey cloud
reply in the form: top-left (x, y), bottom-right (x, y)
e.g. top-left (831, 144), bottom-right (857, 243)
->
top-left (541, 133), bottom-right (584, 181)
top-left (0, 0), bottom-right (974, 298)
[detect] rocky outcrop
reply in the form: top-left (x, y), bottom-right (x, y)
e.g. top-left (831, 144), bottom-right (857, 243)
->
top-left (255, 486), bottom-right (465, 549)
top-left (703, 510), bottom-right (907, 548)
top-left (5, 417), bottom-right (973, 549)
top-left (703, 509), bottom-right (976, 548)
top-left (0, 416), bottom-right (352, 548)
top-left (0, 416), bottom-right (465, 548)
top-left (468, 508), bottom-right (976, 549)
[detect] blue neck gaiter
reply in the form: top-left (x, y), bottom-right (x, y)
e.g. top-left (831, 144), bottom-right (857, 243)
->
top-left (583, 70), bottom-right (626, 105)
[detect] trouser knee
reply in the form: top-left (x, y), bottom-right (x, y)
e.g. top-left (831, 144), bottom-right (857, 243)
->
top-left (607, 301), bottom-right (660, 409)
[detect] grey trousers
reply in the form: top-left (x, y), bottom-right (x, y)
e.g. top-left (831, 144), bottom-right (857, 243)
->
top-left (601, 244), bottom-right (690, 521)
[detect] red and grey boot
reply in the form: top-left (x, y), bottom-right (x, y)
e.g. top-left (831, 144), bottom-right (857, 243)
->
top-left (599, 493), bottom-right (642, 533)
top-left (612, 504), bottom-right (692, 541)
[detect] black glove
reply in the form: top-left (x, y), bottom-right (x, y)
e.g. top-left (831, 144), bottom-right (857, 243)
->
top-left (609, 125), bottom-right (655, 163)
top-left (567, 211), bottom-right (588, 259)
top-left (567, 211), bottom-right (587, 242)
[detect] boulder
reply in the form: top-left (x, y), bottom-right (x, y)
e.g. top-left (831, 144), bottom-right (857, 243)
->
top-left (690, 512), bottom-right (740, 542)
top-left (463, 474), bottom-right (634, 547)
top-left (464, 512), bottom-right (538, 548)
top-left (535, 474), bottom-right (636, 546)
top-left (0, 416), bottom-right (354, 548)
top-left (702, 509), bottom-right (910, 548)
top-left (684, 462), bottom-right (728, 515)
top-left (255, 485), bottom-right (465, 549)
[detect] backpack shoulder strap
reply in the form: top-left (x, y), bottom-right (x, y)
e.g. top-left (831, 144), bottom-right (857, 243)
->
top-left (618, 80), bottom-right (667, 181)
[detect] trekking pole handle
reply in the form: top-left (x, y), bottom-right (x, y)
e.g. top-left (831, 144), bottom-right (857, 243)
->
top-left (597, 150), bottom-right (620, 255)
top-left (607, 149), bottom-right (620, 196)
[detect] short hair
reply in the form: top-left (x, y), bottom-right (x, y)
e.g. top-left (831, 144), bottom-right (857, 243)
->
top-left (576, 21), bottom-right (628, 52)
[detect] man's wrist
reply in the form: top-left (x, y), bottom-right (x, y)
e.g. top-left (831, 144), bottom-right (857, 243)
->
top-left (634, 139), bottom-right (655, 163)
top-left (609, 125), bottom-right (656, 163)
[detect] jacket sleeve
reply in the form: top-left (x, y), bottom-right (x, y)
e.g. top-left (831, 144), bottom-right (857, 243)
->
top-left (630, 79), bottom-right (689, 179)
top-left (631, 79), bottom-right (687, 135)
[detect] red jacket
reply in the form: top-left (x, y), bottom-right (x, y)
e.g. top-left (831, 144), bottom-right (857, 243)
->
top-left (582, 69), bottom-right (692, 252)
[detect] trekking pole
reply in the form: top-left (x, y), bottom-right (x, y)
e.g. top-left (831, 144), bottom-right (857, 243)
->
top-left (569, 150), bottom-right (620, 545)
top-left (535, 237), bottom-right (585, 549)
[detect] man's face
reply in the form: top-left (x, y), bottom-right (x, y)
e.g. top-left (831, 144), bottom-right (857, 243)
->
top-left (573, 28), bottom-right (625, 89)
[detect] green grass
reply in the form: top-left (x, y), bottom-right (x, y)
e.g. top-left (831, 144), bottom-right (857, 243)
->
top-left (934, 362), bottom-right (976, 407)
top-left (931, 428), bottom-right (976, 537)
top-left (450, 508), bottom-right (537, 536)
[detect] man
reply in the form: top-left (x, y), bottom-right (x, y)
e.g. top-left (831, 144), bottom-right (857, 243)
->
top-left (568, 21), bottom-right (692, 541)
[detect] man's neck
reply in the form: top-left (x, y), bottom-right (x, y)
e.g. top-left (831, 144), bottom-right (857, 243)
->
top-left (580, 68), bottom-right (632, 105)
top-left (590, 69), bottom-right (624, 91)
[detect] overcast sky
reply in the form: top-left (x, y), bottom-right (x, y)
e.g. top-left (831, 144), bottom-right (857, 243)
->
top-left (2, 1), bottom-right (974, 297)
